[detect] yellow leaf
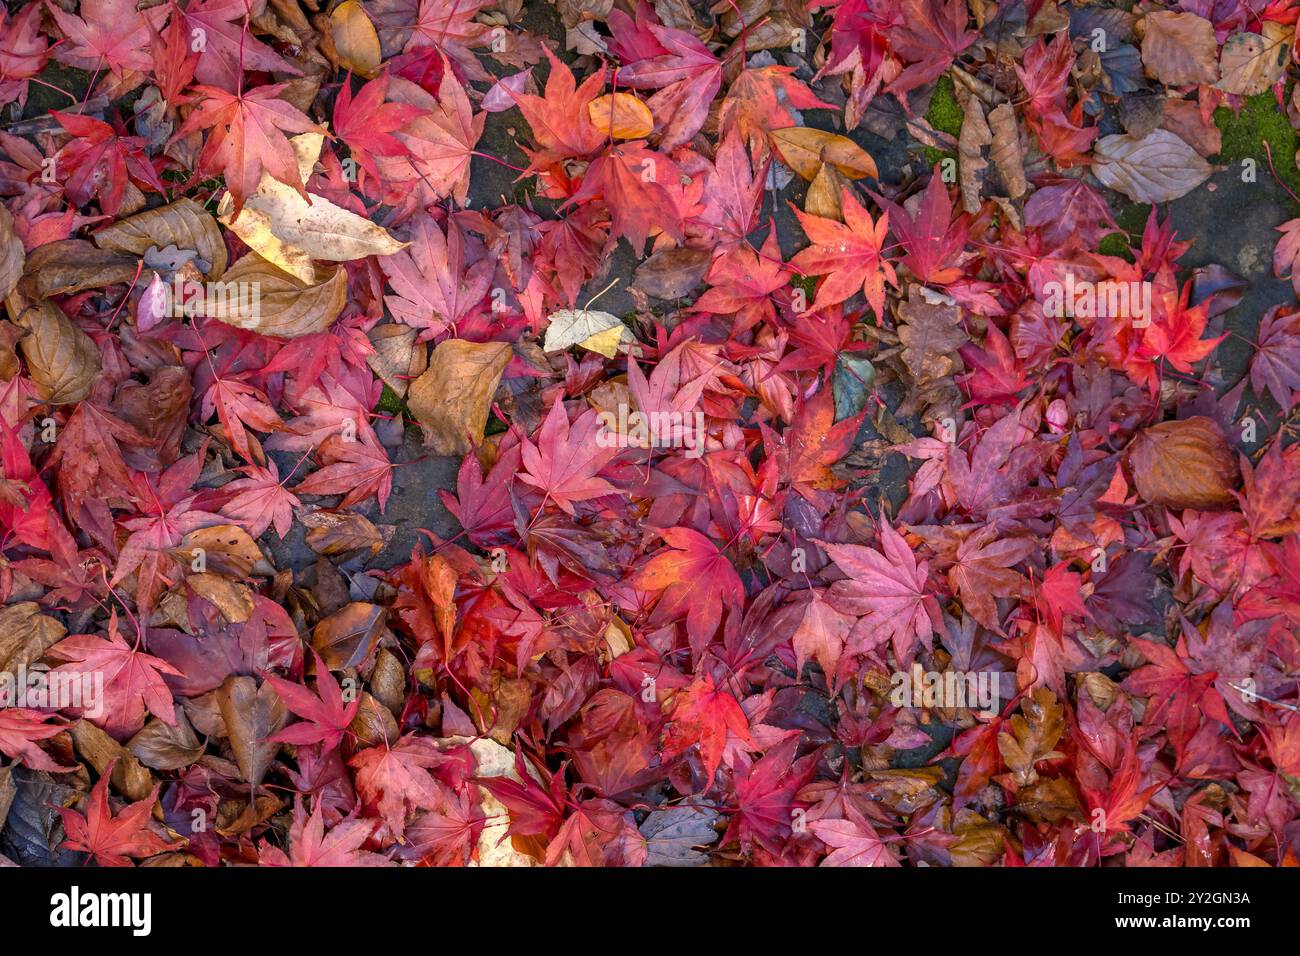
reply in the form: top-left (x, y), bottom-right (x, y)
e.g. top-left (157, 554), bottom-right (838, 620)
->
top-left (771, 127), bottom-right (878, 181)
top-left (330, 1), bottom-right (382, 78)
top-left (587, 93), bottom-right (655, 140)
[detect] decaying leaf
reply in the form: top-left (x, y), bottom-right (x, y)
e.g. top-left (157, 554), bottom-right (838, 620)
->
top-left (770, 126), bottom-right (878, 181)
top-left (408, 339), bottom-right (513, 454)
top-left (218, 132), bottom-right (406, 284)
top-left (15, 300), bottom-right (102, 404)
top-left (93, 198), bottom-right (228, 278)
top-left (1128, 416), bottom-right (1238, 510)
top-left (958, 95), bottom-right (991, 214)
top-left (1216, 23), bottom-right (1293, 95)
top-left (207, 253), bottom-right (347, 337)
top-left (1091, 129), bottom-right (1213, 203)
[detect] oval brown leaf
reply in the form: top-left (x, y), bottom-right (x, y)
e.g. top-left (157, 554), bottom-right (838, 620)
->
top-left (1092, 129), bottom-right (1213, 204)
top-left (16, 300), bottom-right (102, 404)
top-left (770, 127), bottom-right (878, 181)
top-left (0, 204), bottom-right (24, 300)
top-left (408, 339), bottom-right (512, 454)
top-left (1128, 416), bottom-right (1238, 510)
top-left (216, 675), bottom-right (288, 787)
top-left (209, 253), bottom-right (346, 338)
top-left (93, 198), bottom-right (229, 278)
top-left (312, 601), bottom-right (386, 670)
top-left (19, 240), bottom-right (141, 298)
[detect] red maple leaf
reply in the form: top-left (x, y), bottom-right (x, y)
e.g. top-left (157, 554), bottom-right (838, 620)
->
top-left (0, 708), bottom-right (69, 771)
top-left (48, 0), bottom-right (167, 76)
top-left (661, 673), bottom-right (754, 783)
top-left (48, 615), bottom-right (183, 740)
top-left (350, 733), bottom-right (452, 836)
top-left (822, 520), bottom-right (936, 664)
top-left (176, 84), bottom-right (323, 216)
top-left (266, 651), bottom-right (361, 751)
top-left (259, 800), bottom-right (389, 867)
top-left (630, 528), bottom-right (746, 656)
top-left (518, 400), bottom-right (620, 515)
top-left (59, 762), bottom-right (183, 866)
top-left (791, 187), bottom-right (896, 317)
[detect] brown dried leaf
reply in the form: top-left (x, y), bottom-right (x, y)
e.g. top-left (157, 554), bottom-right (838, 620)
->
top-left (312, 601), bottom-right (386, 670)
top-left (408, 339), bottom-right (512, 454)
top-left (987, 104), bottom-right (1026, 198)
top-left (958, 95), bottom-right (991, 215)
top-left (329, 0), bottom-right (382, 77)
top-left (1140, 11), bottom-right (1218, 86)
top-left (770, 127), bottom-right (878, 181)
top-left (16, 300), bottom-right (102, 404)
top-left (209, 253), bottom-right (347, 338)
top-left (366, 324), bottom-right (426, 398)
top-left (1128, 416), bottom-right (1238, 510)
top-left (997, 687), bottom-right (1065, 787)
top-left (632, 247), bottom-right (711, 299)
top-left (19, 240), bottom-right (140, 298)
top-left (70, 719), bottom-right (154, 802)
top-left (805, 163), bottom-right (848, 220)
top-left (1092, 129), bottom-right (1213, 204)
top-left (895, 290), bottom-right (968, 386)
top-left (179, 525), bottom-right (270, 579)
top-left (93, 198), bottom-right (228, 278)
top-left (216, 675), bottom-right (288, 787)
top-left (128, 711), bottom-right (205, 771)
top-left (0, 204), bottom-right (24, 300)
top-left (0, 602), bottom-right (66, 673)
top-left (1216, 23), bottom-right (1293, 96)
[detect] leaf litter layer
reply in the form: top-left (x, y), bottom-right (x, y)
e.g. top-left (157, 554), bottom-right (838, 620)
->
top-left (0, 0), bottom-right (1297, 868)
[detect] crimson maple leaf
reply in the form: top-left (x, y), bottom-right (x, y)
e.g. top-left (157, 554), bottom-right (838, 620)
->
top-left (822, 520), bottom-right (936, 664)
top-left (613, 20), bottom-right (723, 152)
top-left (631, 528), bottom-right (745, 656)
top-left (661, 673), bottom-right (754, 783)
top-left (176, 84), bottom-right (324, 216)
top-left (791, 187), bottom-right (896, 317)
top-left (404, 788), bottom-right (486, 866)
top-left (292, 433), bottom-right (395, 512)
top-left (48, 615), bottom-right (183, 740)
top-left (218, 461), bottom-right (302, 539)
top-left (509, 47), bottom-right (606, 169)
top-left (266, 651), bottom-right (360, 751)
top-left (565, 143), bottom-right (686, 251)
top-left (59, 762), bottom-right (182, 866)
top-left (885, 0), bottom-right (976, 96)
top-left (350, 733), bottom-right (452, 836)
top-left (178, 0), bottom-right (300, 92)
top-left (0, 708), bottom-right (69, 771)
top-left (381, 213), bottom-right (494, 333)
top-left (55, 111), bottom-right (165, 215)
top-left (476, 750), bottom-right (568, 842)
top-left (48, 0), bottom-right (167, 76)
top-left (518, 400), bottom-right (620, 515)
top-left (694, 231), bottom-right (790, 333)
top-left (871, 170), bottom-right (967, 285)
top-left (334, 73), bottom-right (427, 183)
top-left (259, 801), bottom-right (389, 866)
top-left (810, 804), bottom-right (900, 866)
top-left (0, 3), bottom-right (49, 109)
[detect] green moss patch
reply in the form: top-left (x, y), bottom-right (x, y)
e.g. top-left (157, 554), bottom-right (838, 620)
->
top-left (923, 74), bottom-right (961, 168)
top-left (1214, 90), bottom-right (1300, 202)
